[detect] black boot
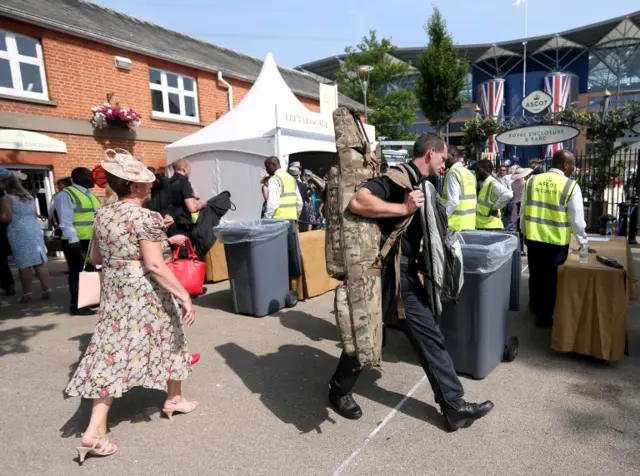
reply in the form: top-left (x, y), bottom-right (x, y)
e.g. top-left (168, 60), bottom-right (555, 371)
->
top-left (441, 400), bottom-right (494, 432)
top-left (328, 391), bottom-right (363, 420)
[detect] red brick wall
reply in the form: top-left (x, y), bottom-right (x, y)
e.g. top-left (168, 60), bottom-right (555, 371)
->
top-left (0, 17), bottom-right (323, 179)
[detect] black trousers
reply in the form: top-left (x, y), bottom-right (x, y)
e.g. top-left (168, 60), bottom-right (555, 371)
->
top-left (0, 240), bottom-right (14, 293)
top-left (62, 239), bottom-right (94, 312)
top-left (330, 263), bottom-right (465, 410)
top-left (526, 239), bottom-right (569, 321)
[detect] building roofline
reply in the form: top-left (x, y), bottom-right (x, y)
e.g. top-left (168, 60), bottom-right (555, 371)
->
top-left (0, 1), bottom-right (363, 110)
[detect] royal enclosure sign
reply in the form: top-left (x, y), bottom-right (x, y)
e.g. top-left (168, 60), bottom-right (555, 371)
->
top-left (521, 90), bottom-right (553, 115)
top-left (496, 125), bottom-right (580, 147)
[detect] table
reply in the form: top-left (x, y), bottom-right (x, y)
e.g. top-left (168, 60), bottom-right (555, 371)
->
top-left (551, 236), bottom-right (638, 361)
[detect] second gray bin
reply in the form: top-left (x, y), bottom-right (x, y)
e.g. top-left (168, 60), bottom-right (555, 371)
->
top-left (440, 231), bottom-right (519, 379)
top-left (214, 220), bottom-right (298, 317)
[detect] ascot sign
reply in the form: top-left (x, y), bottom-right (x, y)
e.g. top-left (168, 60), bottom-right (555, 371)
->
top-left (496, 124), bottom-right (580, 147)
top-left (632, 121), bottom-right (640, 134)
top-left (521, 90), bottom-right (553, 115)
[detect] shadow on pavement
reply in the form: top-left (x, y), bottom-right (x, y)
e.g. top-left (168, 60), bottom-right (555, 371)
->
top-left (195, 288), bottom-right (235, 313)
top-left (275, 309), bottom-right (340, 343)
top-left (0, 323), bottom-right (57, 357)
top-left (216, 343), bottom-right (444, 434)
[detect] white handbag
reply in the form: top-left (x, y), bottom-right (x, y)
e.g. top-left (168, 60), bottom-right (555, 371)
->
top-left (77, 237), bottom-right (102, 309)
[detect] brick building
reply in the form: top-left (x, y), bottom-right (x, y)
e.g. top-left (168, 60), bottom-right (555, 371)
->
top-left (0, 0), bottom-right (360, 217)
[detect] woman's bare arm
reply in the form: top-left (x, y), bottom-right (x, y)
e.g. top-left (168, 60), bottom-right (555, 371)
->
top-left (89, 231), bottom-right (102, 266)
top-left (140, 240), bottom-right (190, 304)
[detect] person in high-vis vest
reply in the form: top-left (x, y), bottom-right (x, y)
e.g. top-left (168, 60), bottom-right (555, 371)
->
top-left (520, 150), bottom-right (588, 328)
top-left (474, 160), bottom-right (513, 230)
top-left (263, 156), bottom-right (302, 220)
top-left (54, 167), bottom-right (101, 315)
top-left (443, 155), bottom-right (477, 231)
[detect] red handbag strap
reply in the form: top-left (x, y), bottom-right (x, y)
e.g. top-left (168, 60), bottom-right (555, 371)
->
top-left (172, 237), bottom-right (197, 260)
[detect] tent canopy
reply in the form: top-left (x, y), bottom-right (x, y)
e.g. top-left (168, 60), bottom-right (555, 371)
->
top-left (165, 52), bottom-right (338, 162)
top-left (164, 52), bottom-right (375, 222)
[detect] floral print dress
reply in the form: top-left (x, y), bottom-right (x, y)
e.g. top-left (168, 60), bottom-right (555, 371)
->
top-left (65, 202), bottom-right (191, 399)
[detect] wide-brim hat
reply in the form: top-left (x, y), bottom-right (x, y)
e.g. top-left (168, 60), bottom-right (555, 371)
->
top-left (511, 167), bottom-right (533, 180)
top-left (101, 148), bottom-right (155, 183)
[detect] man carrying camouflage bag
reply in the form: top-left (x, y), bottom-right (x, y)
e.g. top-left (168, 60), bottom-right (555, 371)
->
top-left (326, 116), bottom-right (494, 432)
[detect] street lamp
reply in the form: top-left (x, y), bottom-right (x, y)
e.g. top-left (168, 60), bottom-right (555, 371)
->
top-left (355, 65), bottom-right (373, 122)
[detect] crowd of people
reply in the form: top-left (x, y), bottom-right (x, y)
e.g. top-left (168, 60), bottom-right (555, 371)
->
top-left (0, 136), bottom-right (590, 462)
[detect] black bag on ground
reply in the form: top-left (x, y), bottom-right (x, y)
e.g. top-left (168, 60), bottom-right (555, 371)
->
top-left (287, 219), bottom-right (302, 278)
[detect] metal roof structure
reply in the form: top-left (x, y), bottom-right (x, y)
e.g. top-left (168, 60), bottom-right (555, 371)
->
top-left (298, 10), bottom-right (640, 80)
top-left (0, 0), bottom-right (364, 111)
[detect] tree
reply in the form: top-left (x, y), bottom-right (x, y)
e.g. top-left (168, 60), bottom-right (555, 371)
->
top-left (416, 8), bottom-right (468, 136)
top-left (336, 30), bottom-right (417, 140)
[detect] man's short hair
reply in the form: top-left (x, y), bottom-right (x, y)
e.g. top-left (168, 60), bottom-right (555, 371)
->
top-left (71, 167), bottom-right (90, 183)
top-left (413, 133), bottom-right (446, 158)
top-left (264, 156), bottom-right (280, 168)
top-left (57, 176), bottom-right (72, 188)
top-left (476, 159), bottom-right (494, 174)
top-left (173, 158), bottom-right (189, 171)
top-left (147, 166), bottom-right (157, 174)
top-left (551, 149), bottom-right (574, 169)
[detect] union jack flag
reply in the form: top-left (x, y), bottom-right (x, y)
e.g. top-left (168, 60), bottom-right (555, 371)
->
top-left (480, 79), bottom-right (505, 157)
top-left (544, 73), bottom-right (572, 157)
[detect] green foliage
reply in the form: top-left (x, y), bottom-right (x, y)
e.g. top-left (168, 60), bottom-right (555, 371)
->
top-left (415, 8), bottom-right (468, 133)
top-left (556, 100), bottom-right (640, 200)
top-left (461, 116), bottom-right (501, 161)
top-left (335, 30), bottom-right (417, 140)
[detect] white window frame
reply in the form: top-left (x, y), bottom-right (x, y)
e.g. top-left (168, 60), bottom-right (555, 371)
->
top-left (149, 68), bottom-right (199, 123)
top-left (0, 30), bottom-right (49, 101)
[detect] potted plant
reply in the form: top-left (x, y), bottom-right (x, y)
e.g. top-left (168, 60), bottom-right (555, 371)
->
top-left (90, 93), bottom-right (141, 130)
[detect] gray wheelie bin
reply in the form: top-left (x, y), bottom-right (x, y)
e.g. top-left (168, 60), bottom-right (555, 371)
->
top-left (440, 231), bottom-right (519, 379)
top-left (214, 220), bottom-right (298, 317)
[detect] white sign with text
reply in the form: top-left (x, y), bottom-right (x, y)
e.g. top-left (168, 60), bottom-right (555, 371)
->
top-left (0, 129), bottom-right (67, 153)
top-left (496, 125), bottom-right (580, 146)
top-left (275, 106), bottom-right (333, 136)
top-left (521, 90), bottom-right (553, 115)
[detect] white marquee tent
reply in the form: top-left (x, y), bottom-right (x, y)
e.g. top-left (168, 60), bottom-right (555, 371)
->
top-left (165, 52), bottom-right (374, 222)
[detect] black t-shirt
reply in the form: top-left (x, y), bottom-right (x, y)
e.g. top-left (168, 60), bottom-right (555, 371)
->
top-left (362, 162), bottom-right (424, 257)
top-left (168, 174), bottom-right (196, 234)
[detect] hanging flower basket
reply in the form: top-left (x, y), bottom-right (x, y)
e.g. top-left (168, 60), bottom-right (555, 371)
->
top-left (90, 104), bottom-right (141, 130)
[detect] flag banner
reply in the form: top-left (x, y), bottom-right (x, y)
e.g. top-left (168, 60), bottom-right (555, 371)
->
top-left (479, 78), bottom-right (506, 157)
top-left (544, 73), bottom-right (574, 157)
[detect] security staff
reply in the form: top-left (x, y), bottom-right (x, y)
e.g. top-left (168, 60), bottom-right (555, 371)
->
top-left (443, 154), bottom-right (477, 231)
top-left (54, 167), bottom-right (101, 315)
top-left (263, 156), bottom-right (302, 220)
top-left (520, 150), bottom-right (587, 327)
top-left (328, 133), bottom-right (494, 432)
top-left (475, 160), bottom-right (513, 230)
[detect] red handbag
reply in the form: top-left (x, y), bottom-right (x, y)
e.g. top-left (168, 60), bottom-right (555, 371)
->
top-left (167, 238), bottom-right (206, 296)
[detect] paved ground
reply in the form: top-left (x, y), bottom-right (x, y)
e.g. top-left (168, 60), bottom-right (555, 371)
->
top-left (1, 251), bottom-right (639, 476)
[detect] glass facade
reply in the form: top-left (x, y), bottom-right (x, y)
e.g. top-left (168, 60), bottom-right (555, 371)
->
top-left (587, 43), bottom-right (640, 93)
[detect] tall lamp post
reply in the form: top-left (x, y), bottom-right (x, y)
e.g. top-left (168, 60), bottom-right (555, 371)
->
top-left (355, 65), bottom-right (374, 122)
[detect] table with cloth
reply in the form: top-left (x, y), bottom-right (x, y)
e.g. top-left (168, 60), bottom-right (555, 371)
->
top-left (551, 236), bottom-right (638, 361)
top-left (205, 229), bottom-right (340, 300)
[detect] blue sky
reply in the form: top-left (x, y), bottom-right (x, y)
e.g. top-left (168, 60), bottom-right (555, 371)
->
top-left (96, 0), bottom-right (638, 68)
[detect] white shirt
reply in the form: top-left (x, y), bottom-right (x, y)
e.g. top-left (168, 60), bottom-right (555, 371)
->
top-left (519, 168), bottom-right (588, 246)
top-left (53, 183), bottom-right (94, 244)
top-left (479, 176), bottom-right (514, 210)
top-left (444, 162), bottom-right (466, 218)
top-left (263, 169), bottom-right (303, 219)
top-left (497, 174), bottom-right (513, 190)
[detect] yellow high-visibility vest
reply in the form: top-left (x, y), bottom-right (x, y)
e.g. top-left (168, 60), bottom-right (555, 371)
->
top-left (476, 176), bottom-right (503, 229)
top-left (524, 172), bottom-right (576, 245)
top-left (443, 165), bottom-right (477, 231)
top-left (271, 171), bottom-right (298, 220)
top-left (61, 185), bottom-right (101, 241)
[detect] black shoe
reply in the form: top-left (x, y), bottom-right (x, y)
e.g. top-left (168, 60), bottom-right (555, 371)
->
top-left (2, 287), bottom-right (16, 296)
top-left (71, 308), bottom-right (97, 316)
top-left (442, 400), bottom-right (494, 432)
top-left (328, 391), bottom-right (363, 420)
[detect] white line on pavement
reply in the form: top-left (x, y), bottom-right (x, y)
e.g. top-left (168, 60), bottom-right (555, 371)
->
top-left (332, 255), bottom-right (530, 475)
top-left (332, 376), bottom-right (427, 476)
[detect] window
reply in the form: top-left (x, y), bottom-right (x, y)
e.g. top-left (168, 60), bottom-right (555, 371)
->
top-left (0, 30), bottom-right (49, 100)
top-left (149, 68), bottom-right (199, 122)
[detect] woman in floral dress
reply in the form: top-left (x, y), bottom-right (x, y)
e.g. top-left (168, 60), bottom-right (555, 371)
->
top-left (65, 150), bottom-right (198, 463)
